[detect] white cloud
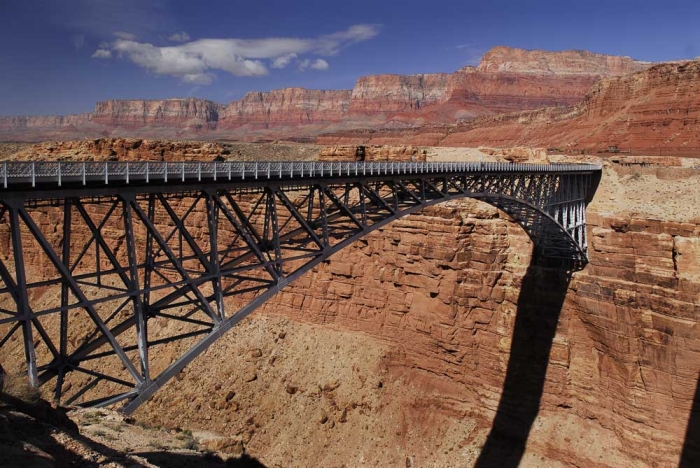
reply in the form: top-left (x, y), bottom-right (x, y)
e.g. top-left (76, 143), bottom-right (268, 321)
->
top-left (182, 73), bottom-right (215, 85)
top-left (92, 49), bottom-right (112, 59)
top-left (316, 24), bottom-right (382, 55)
top-left (310, 59), bottom-right (329, 71)
top-left (168, 31), bottom-right (190, 42)
top-left (271, 53), bottom-right (297, 69)
top-left (114, 31), bottom-right (137, 40)
top-left (297, 58), bottom-right (329, 71)
top-left (94, 24), bottom-right (379, 83)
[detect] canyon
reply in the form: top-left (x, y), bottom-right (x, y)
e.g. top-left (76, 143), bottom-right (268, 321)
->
top-left (0, 139), bottom-right (698, 466)
top-left (0, 47), bottom-right (650, 142)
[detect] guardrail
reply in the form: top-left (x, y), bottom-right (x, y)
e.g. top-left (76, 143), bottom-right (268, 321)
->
top-left (0, 160), bottom-right (603, 189)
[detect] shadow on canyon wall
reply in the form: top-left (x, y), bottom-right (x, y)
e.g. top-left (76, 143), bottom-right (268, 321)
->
top-left (680, 378), bottom-right (700, 467)
top-left (474, 259), bottom-right (573, 468)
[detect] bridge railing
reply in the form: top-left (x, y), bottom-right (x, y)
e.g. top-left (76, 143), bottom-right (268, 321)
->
top-left (0, 160), bottom-right (602, 188)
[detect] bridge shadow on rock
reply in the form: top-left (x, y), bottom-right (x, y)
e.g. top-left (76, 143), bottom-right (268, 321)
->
top-left (680, 377), bottom-right (700, 466)
top-left (137, 451), bottom-right (266, 468)
top-left (474, 258), bottom-right (574, 468)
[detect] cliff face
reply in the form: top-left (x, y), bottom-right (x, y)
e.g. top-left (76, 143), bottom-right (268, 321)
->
top-left (322, 59), bottom-right (700, 155)
top-left (348, 73), bottom-right (453, 114)
top-left (0, 143), bottom-right (698, 465)
top-left (0, 113), bottom-right (92, 129)
top-left (134, 160), bottom-right (700, 467)
top-left (0, 46), bottom-right (653, 141)
top-left (8, 138), bottom-right (232, 161)
top-left (219, 88), bottom-right (352, 129)
top-left (476, 46), bottom-right (651, 75)
top-left (92, 98), bottom-right (221, 130)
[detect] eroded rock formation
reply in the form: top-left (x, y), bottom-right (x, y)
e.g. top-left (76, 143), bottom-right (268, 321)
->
top-left (322, 59), bottom-right (700, 155)
top-left (0, 46), bottom-right (652, 142)
top-left (0, 143), bottom-right (698, 466)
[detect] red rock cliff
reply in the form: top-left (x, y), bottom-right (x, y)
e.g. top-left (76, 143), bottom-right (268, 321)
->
top-left (477, 46), bottom-right (650, 75)
top-left (0, 145), bottom-right (699, 466)
top-left (0, 114), bottom-right (92, 129)
top-left (91, 98), bottom-right (221, 130)
top-left (219, 88), bottom-right (351, 129)
top-left (0, 46), bottom-right (653, 141)
top-left (321, 59), bottom-right (700, 155)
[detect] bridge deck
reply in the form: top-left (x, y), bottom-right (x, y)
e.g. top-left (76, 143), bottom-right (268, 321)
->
top-left (1, 160), bottom-right (601, 193)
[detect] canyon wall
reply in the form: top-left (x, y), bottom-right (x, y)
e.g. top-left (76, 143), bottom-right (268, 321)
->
top-left (0, 46), bottom-right (652, 142)
top-left (134, 160), bottom-right (700, 467)
top-left (92, 99), bottom-right (221, 130)
top-left (476, 46), bottom-right (651, 75)
top-left (219, 88), bottom-right (352, 129)
top-left (0, 141), bottom-right (699, 465)
top-left (119, 159), bottom-right (700, 467)
top-left (322, 59), bottom-right (700, 155)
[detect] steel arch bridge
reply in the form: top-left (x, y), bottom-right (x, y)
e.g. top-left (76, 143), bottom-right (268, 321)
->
top-left (0, 160), bottom-right (601, 413)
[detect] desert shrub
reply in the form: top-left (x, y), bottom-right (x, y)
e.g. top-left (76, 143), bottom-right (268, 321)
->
top-left (184, 437), bottom-right (199, 451)
top-left (1, 372), bottom-right (40, 404)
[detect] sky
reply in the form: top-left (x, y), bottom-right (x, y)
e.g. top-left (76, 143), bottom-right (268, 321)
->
top-left (1, 0), bottom-right (699, 116)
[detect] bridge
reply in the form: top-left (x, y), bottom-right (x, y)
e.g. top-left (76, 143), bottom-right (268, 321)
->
top-left (0, 159), bottom-right (601, 413)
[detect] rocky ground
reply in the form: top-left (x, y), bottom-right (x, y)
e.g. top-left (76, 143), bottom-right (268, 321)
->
top-left (0, 373), bottom-right (266, 467)
top-left (0, 140), bottom-right (319, 162)
top-left (0, 142), bottom-right (28, 159)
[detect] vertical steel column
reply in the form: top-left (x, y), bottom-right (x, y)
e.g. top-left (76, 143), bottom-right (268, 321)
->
top-left (306, 187), bottom-right (316, 225)
top-left (358, 183), bottom-right (367, 225)
top-left (318, 186), bottom-right (329, 246)
top-left (142, 194), bottom-right (156, 312)
top-left (265, 188), bottom-right (283, 277)
top-left (57, 199), bottom-right (72, 401)
top-left (9, 202), bottom-right (38, 387)
top-left (122, 195), bottom-right (150, 384)
top-left (206, 191), bottom-right (224, 321)
top-left (391, 181), bottom-right (399, 212)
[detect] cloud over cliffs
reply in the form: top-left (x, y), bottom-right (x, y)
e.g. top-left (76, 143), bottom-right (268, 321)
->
top-left (93, 24), bottom-right (381, 83)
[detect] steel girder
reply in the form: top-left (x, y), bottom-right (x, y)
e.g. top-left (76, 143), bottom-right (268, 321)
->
top-left (0, 169), bottom-right (598, 413)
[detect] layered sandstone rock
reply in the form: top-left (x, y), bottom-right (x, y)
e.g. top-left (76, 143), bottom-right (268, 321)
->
top-left (132, 161), bottom-right (700, 466)
top-left (92, 99), bottom-right (220, 130)
top-left (0, 46), bottom-right (653, 141)
top-left (1, 144), bottom-right (698, 466)
top-left (323, 59), bottom-right (700, 155)
top-left (348, 74), bottom-right (452, 114)
top-left (476, 46), bottom-right (651, 75)
top-left (318, 144), bottom-right (426, 161)
top-left (219, 88), bottom-right (351, 129)
top-left (9, 138), bottom-right (231, 161)
top-left (0, 113), bottom-right (92, 129)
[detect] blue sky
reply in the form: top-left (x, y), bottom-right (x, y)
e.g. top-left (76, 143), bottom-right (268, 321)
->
top-left (1, 0), bottom-right (699, 116)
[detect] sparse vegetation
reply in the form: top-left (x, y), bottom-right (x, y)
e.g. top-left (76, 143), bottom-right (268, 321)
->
top-left (109, 422), bottom-right (125, 432)
top-left (184, 436), bottom-right (199, 451)
top-left (1, 372), bottom-right (41, 405)
top-left (83, 410), bottom-right (104, 424)
top-left (147, 440), bottom-right (168, 450)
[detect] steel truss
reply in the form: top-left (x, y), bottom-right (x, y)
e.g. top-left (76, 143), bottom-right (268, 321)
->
top-left (0, 166), bottom-right (600, 414)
